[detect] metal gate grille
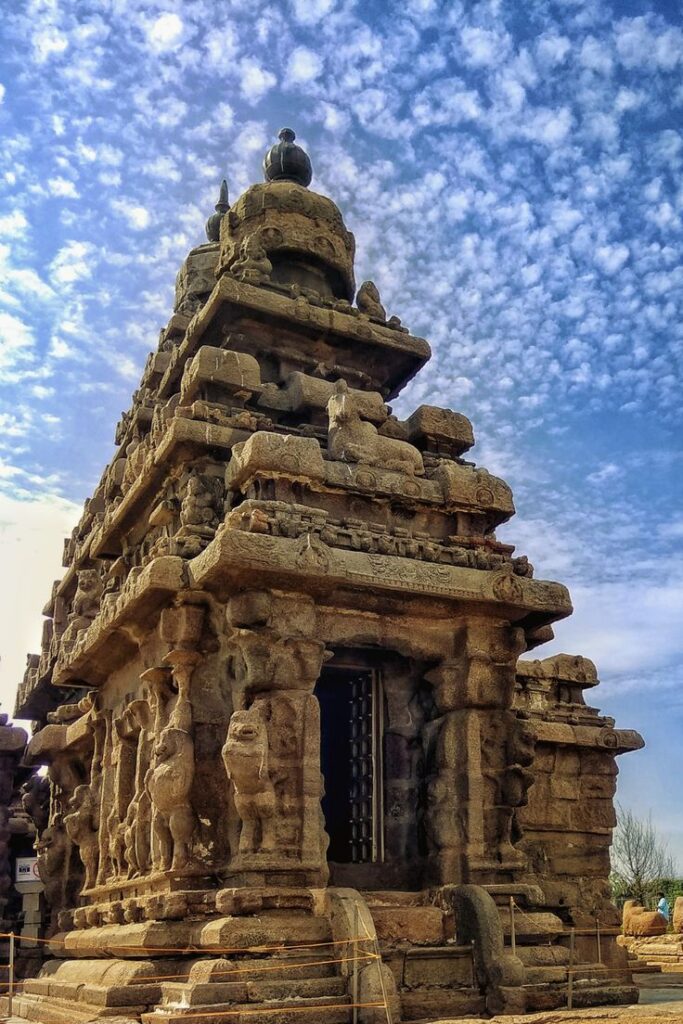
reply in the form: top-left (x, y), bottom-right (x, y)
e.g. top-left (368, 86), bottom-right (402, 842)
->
top-left (349, 671), bottom-right (384, 864)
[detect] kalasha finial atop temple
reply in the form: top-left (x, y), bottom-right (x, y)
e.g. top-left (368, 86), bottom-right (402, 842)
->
top-left (263, 128), bottom-right (313, 188)
top-left (205, 179), bottom-right (230, 242)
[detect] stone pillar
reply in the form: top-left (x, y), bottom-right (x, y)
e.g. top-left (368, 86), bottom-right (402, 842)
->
top-left (424, 617), bottom-right (528, 885)
top-left (222, 591), bottom-right (329, 886)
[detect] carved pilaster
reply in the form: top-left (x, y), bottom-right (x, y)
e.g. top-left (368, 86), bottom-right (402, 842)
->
top-left (222, 591), bottom-right (329, 884)
top-left (424, 617), bottom-right (529, 884)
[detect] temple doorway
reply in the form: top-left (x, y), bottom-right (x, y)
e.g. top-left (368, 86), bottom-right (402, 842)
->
top-left (315, 659), bottom-right (385, 873)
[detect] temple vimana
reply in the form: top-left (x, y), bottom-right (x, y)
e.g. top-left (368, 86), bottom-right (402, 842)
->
top-left (2, 129), bottom-right (646, 1023)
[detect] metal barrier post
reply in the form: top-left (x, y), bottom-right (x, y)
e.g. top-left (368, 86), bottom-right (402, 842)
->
top-left (470, 939), bottom-right (476, 988)
top-left (596, 914), bottom-right (602, 964)
top-left (352, 904), bottom-right (359, 1024)
top-left (8, 930), bottom-right (15, 1017)
top-left (509, 897), bottom-right (516, 956)
top-left (567, 927), bottom-right (575, 1010)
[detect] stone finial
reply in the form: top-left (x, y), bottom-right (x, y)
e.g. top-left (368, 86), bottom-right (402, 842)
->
top-left (205, 179), bottom-right (230, 242)
top-left (263, 128), bottom-right (313, 188)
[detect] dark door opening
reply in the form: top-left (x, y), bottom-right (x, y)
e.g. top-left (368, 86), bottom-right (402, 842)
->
top-left (315, 665), bottom-right (384, 866)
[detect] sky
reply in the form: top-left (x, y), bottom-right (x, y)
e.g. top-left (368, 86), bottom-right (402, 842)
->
top-left (0, 0), bottom-right (682, 866)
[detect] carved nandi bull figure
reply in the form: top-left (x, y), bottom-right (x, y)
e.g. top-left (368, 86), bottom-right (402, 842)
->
top-left (222, 706), bottom-right (276, 855)
top-left (327, 379), bottom-right (424, 476)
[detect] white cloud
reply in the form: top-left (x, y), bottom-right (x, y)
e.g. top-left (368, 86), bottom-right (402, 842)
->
top-left (49, 240), bottom-right (96, 285)
top-left (595, 243), bottom-right (629, 275)
top-left (141, 155), bottom-right (181, 182)
top-left (291, 0), bottom-right (335, 24)
top-left (287, 46), bottom-right (324, 84)
top-left (239, 60), bottom-right (276, 102)
top-left (47, 176), bottom-right (79, 198)
top-left (111, 199), bottom-right (151, 230)
top-left (579, 36), bottom-right (614, 75)
top-left (461, 26), bottom-right (511, 68)
top-left (615, 16), bottom-right (683, 71)
top-left (234, 121), bottom-right (268, 156)
top-left (48, 336), bottom-right (76, 359)
top-left (0, 311), bottom-right (35, 372)
top-left (0, 84), bottom-right (5, 104)
top-left (32, 27), bottom-right (69, 63)
top-left (523, 106), bottom-right (573, 145)
top-left (536, 33), bottom-right (571, 66)
top-left (0, 211), bottom-right (28, 238)
top-left (586, 461), bottom-right (622, 484)
top-left (145, 13), bottom-right (184, 53)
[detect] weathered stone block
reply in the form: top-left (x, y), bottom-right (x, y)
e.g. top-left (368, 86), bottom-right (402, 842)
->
top-left (370, 906), bottom-right (444, 944)
top-left (181, 345), bottom-right (261, 404)
top-left (227, 432), bottom-right (325, 490)
top-left (406, 404), bottom-right (474, 454)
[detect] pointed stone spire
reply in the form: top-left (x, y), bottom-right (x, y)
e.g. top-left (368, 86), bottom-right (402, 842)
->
top-left (205, 178), bottom-right (230, 242)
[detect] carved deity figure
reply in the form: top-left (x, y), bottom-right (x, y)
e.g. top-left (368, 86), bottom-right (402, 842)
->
top-left (123, 792), bottom-right (151, 877)
top-left (222, 706), bottom-right (276, 856)
top-left (327, 379), bottom-right (424, 476)
top-left (230, 235), bottom-right (272, 285)
top-left (145, 726), bottom-right (195, 872)
top-left (64, 785), bottom-right (99, 890)
top-left (180, 475), bottom-right (219, 529)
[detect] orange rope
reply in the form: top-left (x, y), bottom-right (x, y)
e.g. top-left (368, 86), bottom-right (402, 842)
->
top-left (6, 951), bottom-right (379, 987)
top-left (0, 931), bottom-right (372, 955)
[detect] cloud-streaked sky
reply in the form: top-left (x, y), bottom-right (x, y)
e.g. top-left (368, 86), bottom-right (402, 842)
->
top-left (1, 0), bottom-right (682, 863)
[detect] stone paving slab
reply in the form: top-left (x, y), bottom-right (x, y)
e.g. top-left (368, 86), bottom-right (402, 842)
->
top-left (425, 1004), bottom-right (683, 1023)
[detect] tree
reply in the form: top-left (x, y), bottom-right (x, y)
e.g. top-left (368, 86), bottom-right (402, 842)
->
top-left (610, 804), bottom-right (677, 906)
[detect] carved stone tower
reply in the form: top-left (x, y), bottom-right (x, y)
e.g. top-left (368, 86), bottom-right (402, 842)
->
top-left (9, 129), bottom-right (643, 1022)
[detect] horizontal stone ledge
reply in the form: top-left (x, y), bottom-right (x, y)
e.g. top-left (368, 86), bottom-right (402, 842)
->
top-left (533, 721), bottom-right (644, 752)
top-left (53, 556), bottom-right (189, 687)
top-left (190, 527), bottom-right (572, 621)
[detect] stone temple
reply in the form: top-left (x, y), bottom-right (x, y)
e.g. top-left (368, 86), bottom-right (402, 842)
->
top-left (5, 128), bottom-right (644, 1022)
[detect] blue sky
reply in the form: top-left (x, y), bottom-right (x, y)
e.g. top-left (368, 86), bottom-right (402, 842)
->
top-left (1, 0), bottom-right (682, 864)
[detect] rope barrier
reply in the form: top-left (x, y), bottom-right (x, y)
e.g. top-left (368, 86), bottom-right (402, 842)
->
top-left (0, 931), bottom-right (374, 955)
top-left (3, 951), bottom-right (380, 988)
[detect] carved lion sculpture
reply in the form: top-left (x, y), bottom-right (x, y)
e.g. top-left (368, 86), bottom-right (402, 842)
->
top-left (36, 813), bottom-right (70, 913)
top-left (145, 726), bottom-right (195, 872)
top-left (356, 280), bottom-right (386, 320)
top-left (64, 785), bottom-right (99, 890)
top-left (61, 569), bottom-right (104, 649)
top-left (327, 379), bottom-right (424, 476)
top-left (73, 569), bottom-right (103, 619)
top-left (21, 774), bottom-right (51, 835)
top-left (222, 706), bottom-right (276, 856)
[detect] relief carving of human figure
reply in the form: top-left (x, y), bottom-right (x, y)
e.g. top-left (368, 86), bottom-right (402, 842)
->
top-left (222, 706), bottom-right (276, 856)
top-left (145, 726), bottom-right (195, 872)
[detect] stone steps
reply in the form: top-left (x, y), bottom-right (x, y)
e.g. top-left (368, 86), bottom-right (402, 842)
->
top-left (157, 974), bottom-right (347, 1005)
top-left (141, 993), bottom-right (354, 1024)
top-left (399, 986), bottom-right (486, 1020)
top-left (1, 992), bottom-right (147, 1022)
top-left (359, 894), bottom-right (485, 1021)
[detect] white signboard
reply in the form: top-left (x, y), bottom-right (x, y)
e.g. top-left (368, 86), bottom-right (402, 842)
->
top-left (15, 857), bottom-right (40, 883)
